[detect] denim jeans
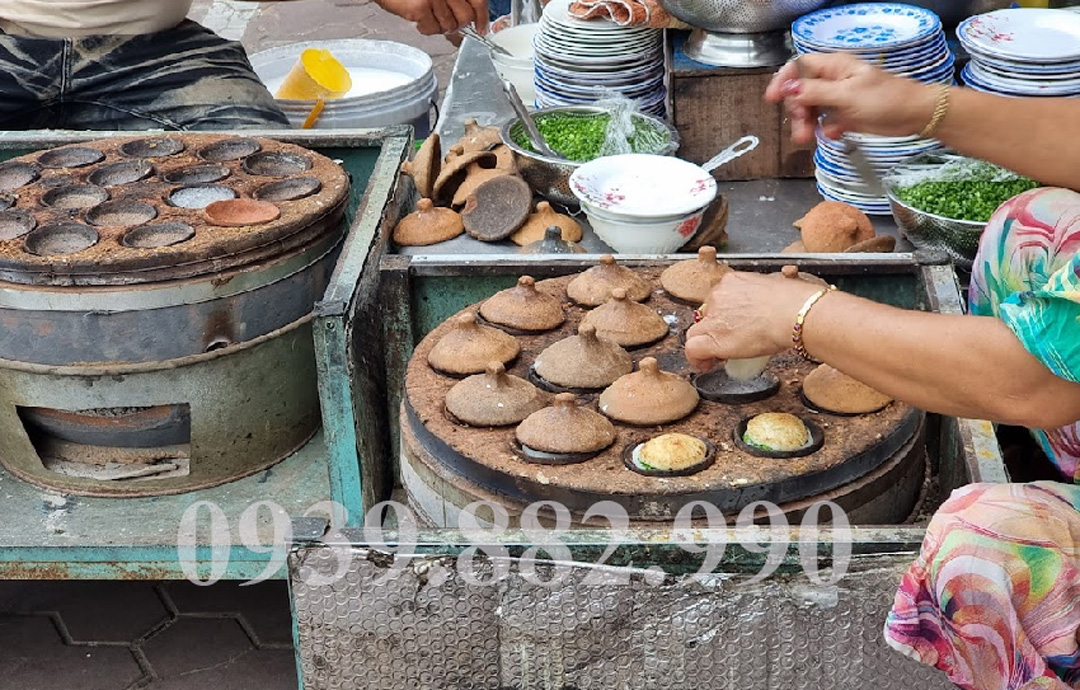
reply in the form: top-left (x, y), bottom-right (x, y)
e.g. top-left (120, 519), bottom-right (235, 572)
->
top-left (0, 20), bottom-right (290, 131)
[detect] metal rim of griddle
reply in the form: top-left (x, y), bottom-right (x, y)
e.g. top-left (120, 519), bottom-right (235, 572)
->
top-left (693, 369), bottom-right (781, 405)
top-left (405, 396), bottom-right (924, 516)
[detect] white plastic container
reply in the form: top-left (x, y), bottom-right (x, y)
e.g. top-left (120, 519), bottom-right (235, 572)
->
top-left (249, 39), bottom-right (438, 135)
top-left (489, 24), bottom-right (538, 109)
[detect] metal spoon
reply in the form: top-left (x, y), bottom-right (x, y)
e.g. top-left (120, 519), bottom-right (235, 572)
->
top-left (701, 135), bottom-right (760, 172)
top-left (501, 79), bottom-right (561, 159)
top-left (460, 26), bottom-right (515, 58)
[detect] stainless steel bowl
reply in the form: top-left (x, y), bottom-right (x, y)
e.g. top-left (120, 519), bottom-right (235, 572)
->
top-left (883, 152), bottom-right (988, 270)
top-left (659, 0), bottom-right (830, 34)
top-left (500, 106), bottom-right (679, 208)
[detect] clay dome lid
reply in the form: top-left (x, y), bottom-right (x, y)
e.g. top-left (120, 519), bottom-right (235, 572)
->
top-left (393, 198), bottom-right (464, 246)
top-left (598, 357), bottom-right (699, 425)
top-left (461, 174), bottom-right (532, 242)
top-left (780, 265), bottom-right (829, 287)
top-left (445, 362), bottom-right (546, 426)
top-left (802, 364), bottom-right (893, 415)
top-left (427, 312), bottom-right (521, 376)
top-left (518, 226), bottom-right (587, 255)
top-left (456, 118), bottom-right (504, 154)
top-left (432, 149), bottom-right (496, 206)
top-left (793, 201), bottom-right (875, 253)
top-left (401, 133), bottom-right (440, 199)
top-left (489, 144), bottom-right (517, 173)
top-left (479, 275), bottom-right (565, 332)
top-left (579, 288), bottom-right (669, 348)
top-left (452, 166), bottom-right (509, 209)
top-left (510, 201), bottom-right (583, 247)
top-left (533, 323), bottom-right (633, 389)
top-left (845, 235), bottom-right (896, 253)
top-left (566, 255), bottom-right (652, 307)
top-left (659, 247), bottom-right (732, 304)
top-left (516, 393), bottom-right (616, 455)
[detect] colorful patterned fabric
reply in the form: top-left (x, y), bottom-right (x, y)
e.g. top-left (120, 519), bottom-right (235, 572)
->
top-left (885, 187), bottom-right (1080, 690)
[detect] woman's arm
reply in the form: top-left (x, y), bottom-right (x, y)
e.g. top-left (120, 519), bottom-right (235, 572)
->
top-left (684, 272), bottom-right (1080, 429)
top-left (765, 54), bottom-right (1080, 190)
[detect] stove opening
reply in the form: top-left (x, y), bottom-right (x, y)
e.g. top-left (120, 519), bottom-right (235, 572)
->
top-left (17, 404), bottom-right (192, 482)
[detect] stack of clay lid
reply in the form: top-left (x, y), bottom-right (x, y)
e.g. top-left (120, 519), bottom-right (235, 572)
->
top-left (579, 288), bottom-right (668, 348)
top-left (510, 202), bottom-right (582, 246)
top-left (515, 393), bottom-right (616, 464)
top-left (802, 364), bottom-right (893, 415)
top-left (479, 276), bottom-right (565, 332)
top-left (566, 255), bottom-right (652, 307)
top-left (427, 312), bottom-right (520, 375)
top-left (445, 362), bottom-right (546, 426)
top-left (659, 247), bottom-right (731, 305)
top-left (532, 323), bottom-right (633, 390)
top-left (393, 198), bottom-right (463, 246)
top-left (786, 201), bottom-right (896, 253)
top-left (599, 357), bottom-right (699, 425)
top-left (432, 149), bottom-right (496, 206)
top-left (453, 119), bottom-right (503, 154)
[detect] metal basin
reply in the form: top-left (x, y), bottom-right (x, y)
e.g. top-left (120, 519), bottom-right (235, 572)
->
top-left (659, 0), bottom-right (830, 34)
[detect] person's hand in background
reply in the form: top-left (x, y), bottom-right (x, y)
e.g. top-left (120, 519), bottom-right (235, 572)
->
top-left (375, 0), bottom-right (489, 36)
top-left (764, 53), bottom-right (937, 144)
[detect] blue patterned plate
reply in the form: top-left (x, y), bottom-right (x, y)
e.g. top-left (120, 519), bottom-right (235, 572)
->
top-left (793, 3), bottom-right (942, 51)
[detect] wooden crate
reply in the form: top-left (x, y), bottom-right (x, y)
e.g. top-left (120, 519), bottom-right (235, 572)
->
top-left (669, 40), bottom-right (815, 181)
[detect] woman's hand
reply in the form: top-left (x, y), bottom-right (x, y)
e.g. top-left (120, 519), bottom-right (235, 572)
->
top-left (375, 0), bottom-right (489, 35)
top-left (684, 271), bottom-right (821, 372)
top-left (764, 53), bottom-right (938, 144)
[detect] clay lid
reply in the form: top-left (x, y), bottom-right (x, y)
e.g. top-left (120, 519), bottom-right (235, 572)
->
top-left (489, 144), bottom-right (518, 173)
top-left (579, 288), bottom-right (669, 348)
top-left (566, 255), bottom-right (652, 307)
top-left (456, 118), bottom-right (504, 154)
top-left (599, 357), bottom-right (699, 425)
top-left (461, 174), bottom-right (532, 242)
top-left (432, 149), bottom-right (497, 206)
top-left (393, 198), bottom-right (464, 246)
top-left (204, 198), bottom-right (280, 227)
top-left (845, 235), bottom-right (896, 253)
top-left (445, 362), bottom-right (546, 426)
top-left (479, 275), bottom-right (566, 331)
top-left (452, 167), bottom-right (508, 209)
top-left (401, 133), bottom-right (440, 199)
top-left (780, 265), bottom-right (829, 287)
top-left (793, 201), bottom-right (875, 253)
top-left (519, 226), bottom-right (587, 255)
top-left (510, 201), bottom-right (583, 247)
top-left (781, 239), bottom-right (808, 253)
top-left (427, 312), bottom-right (521, 375)
top-left (516, 392), bottom-right (616, 455)
top-left (533, 323), bottom-right (633, 389)
top-left (802, 364), bottom-right (893, 414)
top-left (659, 247), bottom-right (732, 304)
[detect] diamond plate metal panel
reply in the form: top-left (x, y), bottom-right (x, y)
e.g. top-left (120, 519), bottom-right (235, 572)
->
top-left (291, 547), bottom-right (953, 690)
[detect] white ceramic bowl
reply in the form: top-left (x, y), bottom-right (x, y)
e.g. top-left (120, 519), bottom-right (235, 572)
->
top-left (582, 200), bottom-right (706, 254)
top-left (490, 24), bottom-right (538, 108)
top-left (570, 153), bottom-right (718, 219)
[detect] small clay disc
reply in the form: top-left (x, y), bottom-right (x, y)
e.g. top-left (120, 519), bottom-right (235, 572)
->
top-left (461, 175), bottom-right (532, 242)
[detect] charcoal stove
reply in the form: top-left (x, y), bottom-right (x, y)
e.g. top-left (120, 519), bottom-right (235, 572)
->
top-left (0, 134), bottom-right (350, 496)
top-left (399, 267), bottom-right (926, 527)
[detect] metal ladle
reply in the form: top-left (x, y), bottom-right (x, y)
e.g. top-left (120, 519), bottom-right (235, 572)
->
top-left (501, 79), bottom-right (562, 159)
top-left (460, 25), bottom-right (515, 58)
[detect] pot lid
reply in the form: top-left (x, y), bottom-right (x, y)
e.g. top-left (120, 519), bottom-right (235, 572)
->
top-left (566, 254), bottom-right (652, 307)
top-left (445, 361), bottom-right (546, 426)
top-left (427, 311), bottom-right (521, 375)
top-left (516, 392), bottom-right (616, 455)
top-left (479, 275), bottom-right (566, 332)
top-left (393, 198), bottom-right (463, 246)
top-left (802, 364), bottom-right (893, 415)
top-left (579, 288), bottom-right (668, 348)
top-left (598, 357), bottom-right (699, 426)
top-left (659, 246), bottom-right (731, 304)
top-left (533, 323), bottom-right (633, 389)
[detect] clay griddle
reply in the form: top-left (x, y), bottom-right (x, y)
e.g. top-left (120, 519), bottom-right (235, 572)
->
top-left (404, 268), bottom-right (923, 517)
top-left (0, 134), bottom-right (350, 286)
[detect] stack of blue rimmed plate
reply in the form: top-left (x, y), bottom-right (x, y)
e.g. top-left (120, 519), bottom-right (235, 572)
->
top-left (792, 3), bottom-right (953, 213)
top-left (532, 0), bottom-right (666, 117)
top-left (958, 9), bottom-right (1080, 98)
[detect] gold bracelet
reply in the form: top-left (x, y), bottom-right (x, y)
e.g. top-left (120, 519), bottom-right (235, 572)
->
top-left (918, 84), bottom-right (951, 140)
top-left (792, 285), bottom-right (837, 361)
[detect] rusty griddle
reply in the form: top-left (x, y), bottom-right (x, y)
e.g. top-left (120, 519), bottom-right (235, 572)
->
top-left (0, 135), bottom-right (349, 286)
top-left (404, 269), bottom-right (924, 519)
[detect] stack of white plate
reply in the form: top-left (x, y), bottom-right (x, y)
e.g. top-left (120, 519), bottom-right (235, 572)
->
top-left (792, 3), bottom-right (953, 214)
top-left (532, 0), bottom-right (666, 117)
top-left (958, 9), bottom-right (1080, 98)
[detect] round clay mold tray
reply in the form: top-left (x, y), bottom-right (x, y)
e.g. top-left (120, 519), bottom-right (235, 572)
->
top-left (41, 184), bottom-right (110, 210)
top-left (254, 176), bottom-right (322, 202)
top-left (204, 198), bottom-right (281, 227)
top-left (88, 160), bottom-right (154, 187)
top-left (198, 138), bottom-right (261, 162)
top-left (168, 185), bottom-right (237, 209)
top-left (733, 415), bottom-right (825, 460)
top-left (510, 438), bottom-right (604, 466)
top-left (122, 222), bottom-right (196, 248)
top-left (0, 161), bottom-right (40, 191)
top-left (119, 137), bottom-right (185, 159)
top-left (242, 152), bottom-right (313, 177)
top-left (0, 210), bottom-right (36, 241)
top-left (163, 164), bottom-right (231, 185)
top-left (86, 200), bottom-right (159, 227)
top-left (24, 223), bottom-right (99, 256)
top-left (38, 147), bottom-right (105, 169)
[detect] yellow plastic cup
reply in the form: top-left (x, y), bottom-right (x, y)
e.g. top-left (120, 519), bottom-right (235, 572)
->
top-left (275, 48), bottom-right (353, 100)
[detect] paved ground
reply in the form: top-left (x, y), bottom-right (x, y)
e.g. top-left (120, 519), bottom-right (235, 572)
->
top-left (0, 3), bottom-right (456, 689)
